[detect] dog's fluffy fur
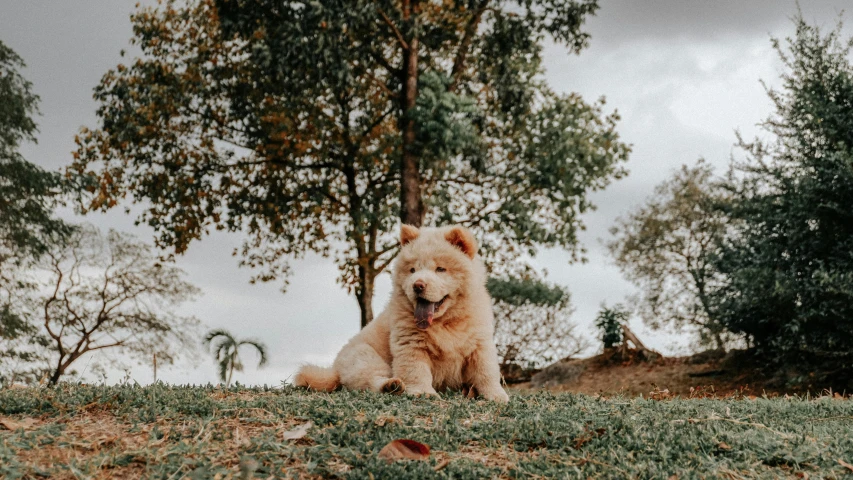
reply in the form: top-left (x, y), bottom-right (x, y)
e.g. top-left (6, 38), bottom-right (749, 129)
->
top-left (294, 225), bottom-right (509, 402)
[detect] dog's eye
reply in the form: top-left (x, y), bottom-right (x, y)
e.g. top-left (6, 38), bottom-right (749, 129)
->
top-left (436, 267), bottom-right (446, 273)
top-left (410, 268), bottom-right (416, 273)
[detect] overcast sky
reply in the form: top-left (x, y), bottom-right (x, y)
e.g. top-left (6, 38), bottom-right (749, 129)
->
top-left (0, 0), bottom-right (848, 386)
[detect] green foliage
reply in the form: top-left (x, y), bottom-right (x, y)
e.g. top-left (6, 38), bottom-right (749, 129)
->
top-left (411, 71), bottom-right (480, 164)
top-left (487, 276), bottom-right (568, 308)
top-left (609, 160), bottom-right (734, 350)
top-left (594, 305), bottom-right (628, 349)
top-left (1, 385), bottom-right (852, 478)
top-left (69, 0), bottom-right (629, 325)
top-left (203, 329), bottom-right (268, 387)
top-left (710, 15), bottom-right (853, 362)
top-left (488, 276), bottom-right (585, 368)
top-left (0, 40), bottom-right (70, 260)
top-left (0, 40), bottom-right (71, 386)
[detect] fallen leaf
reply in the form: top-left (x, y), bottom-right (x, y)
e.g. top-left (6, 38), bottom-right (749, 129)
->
top-left (374, 415), bottom-right (397, 427)
top-left (282, 421), bottom-right (313, 441)
top-left (717, 442), bottom-right (732, 450)
top-left (377, 439), bottom-right (430, 462)
top-left (0, 417), bottom-right (37, 431)
top-left (838, 459), bottom-right (853, 472)
top-left (649, 387), bottom-right (673, 400)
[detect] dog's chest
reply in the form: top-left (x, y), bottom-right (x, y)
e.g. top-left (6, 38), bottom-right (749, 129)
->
top-left (425, 325), bottom-right (476, 389)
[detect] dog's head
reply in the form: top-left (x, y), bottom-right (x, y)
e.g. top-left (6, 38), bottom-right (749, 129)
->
top-left (394, 224), bottom-right (479, 330)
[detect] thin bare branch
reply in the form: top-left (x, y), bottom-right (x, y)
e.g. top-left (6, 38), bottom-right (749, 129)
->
top-left (378, 9), bottom-right (409, 50)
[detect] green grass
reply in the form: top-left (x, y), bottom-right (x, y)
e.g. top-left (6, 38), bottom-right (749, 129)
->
top-left (0, 385), bottom-right (852, 479)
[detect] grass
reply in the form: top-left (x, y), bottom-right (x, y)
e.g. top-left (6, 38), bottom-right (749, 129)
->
top-left (0, 384), bottom-right (852, 479)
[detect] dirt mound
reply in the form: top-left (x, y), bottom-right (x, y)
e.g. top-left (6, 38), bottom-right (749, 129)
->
top-left (519, 349), bottom-right (848, 397)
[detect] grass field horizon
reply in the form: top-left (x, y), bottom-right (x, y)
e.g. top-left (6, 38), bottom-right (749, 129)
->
top-left (1, 384), bottom-right (852, 479)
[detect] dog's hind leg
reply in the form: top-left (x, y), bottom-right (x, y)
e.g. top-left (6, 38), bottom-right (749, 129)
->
top-left (334, 343), bottom-right (405, 394)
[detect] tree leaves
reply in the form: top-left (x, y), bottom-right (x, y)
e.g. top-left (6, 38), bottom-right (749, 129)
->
top-left (710, 14), bottom-right (853, 361)
top-left (70, 0), bottom-right (627, 327)
top-left (608, 160), bottom-right (733, 350)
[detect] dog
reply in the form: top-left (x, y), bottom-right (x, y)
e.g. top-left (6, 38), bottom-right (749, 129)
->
top-left (294, 224), bottom-right (509, 403)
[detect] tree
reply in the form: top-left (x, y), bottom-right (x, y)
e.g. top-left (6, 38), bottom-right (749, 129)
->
top-left (711, 15), bottom-right (853, 361)
top-left (203, 329), bottom-right (267, 387)
top-left (0, 40), bottom-right (71, 385)
top-left (30, 226), bottom-right (201, 385)
top-left (488, 276), bottom-right (586, 371)
top-left (70, 0), bottom-right (629, 327)
top-left (608, 160), bottom-right (734, 350)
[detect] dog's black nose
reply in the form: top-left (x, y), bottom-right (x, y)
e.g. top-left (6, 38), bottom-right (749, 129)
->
top-left (413, 280), bottom-right (426, 294)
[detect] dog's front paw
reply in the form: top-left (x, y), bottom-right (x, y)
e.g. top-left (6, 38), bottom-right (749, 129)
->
top-left (381, 378), bottom-right (405, 394)
top-left (406, 385), bottom-right (438, 398)
top-left (479, 386), bottom-right (510, 404)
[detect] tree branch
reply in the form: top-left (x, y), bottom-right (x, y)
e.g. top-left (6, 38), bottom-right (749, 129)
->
top-left (378, 9), bottom-right (409, 50)
top-left (449, 0), bottom-right (490, 92)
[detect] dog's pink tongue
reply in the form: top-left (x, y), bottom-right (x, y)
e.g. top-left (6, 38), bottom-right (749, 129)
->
top-left (414, 299), bottom-right (435, 330)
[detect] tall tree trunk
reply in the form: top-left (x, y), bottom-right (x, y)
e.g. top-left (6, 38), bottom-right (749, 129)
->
top-left (356, 265), bottom-right (376, 328)
top-left (48, 354), bottom-right (76, 386)
top-left (399, 0), bottom-right (423, 227)
top-left (49, 364), bottom-right (63, 386)
top-left (713, 332), bottom-right (725, 352)
top-left (694, 274), bottom-right (726, 352)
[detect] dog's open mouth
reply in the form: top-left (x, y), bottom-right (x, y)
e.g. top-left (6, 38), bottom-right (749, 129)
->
top-left (414, 296), bottom-right (448, 330)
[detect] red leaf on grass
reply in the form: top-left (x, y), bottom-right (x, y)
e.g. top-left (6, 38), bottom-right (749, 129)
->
top-left (377, 439), bottom-right (430, 462)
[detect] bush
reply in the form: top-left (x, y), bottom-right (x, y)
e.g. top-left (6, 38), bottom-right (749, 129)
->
top-left (488, 277), bottom-right (586, 370)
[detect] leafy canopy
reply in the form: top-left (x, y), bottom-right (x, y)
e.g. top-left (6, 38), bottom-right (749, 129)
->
top-left (70, 0), bottom-right (628, 325)
top-left (0, 40), bottom-right (70, 261)
top-left (711, 15), bottom-right (853, 360)
top-left (608, 160), bottom-right (734, 350)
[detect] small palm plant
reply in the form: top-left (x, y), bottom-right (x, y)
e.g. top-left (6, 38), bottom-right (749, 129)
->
top-left (203, 329), bottom-right (268, 387)
top-left (594, 305), bottom-right (629, 349)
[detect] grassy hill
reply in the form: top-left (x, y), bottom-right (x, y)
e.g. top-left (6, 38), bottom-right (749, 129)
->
top-left (1, 385), bottom-right (852, 479)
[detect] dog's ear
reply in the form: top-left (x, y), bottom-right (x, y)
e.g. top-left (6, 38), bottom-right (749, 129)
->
top-left (445, 226), bottom-right (477, 259)
top-left (400, 224), bottom-right (420, 246)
